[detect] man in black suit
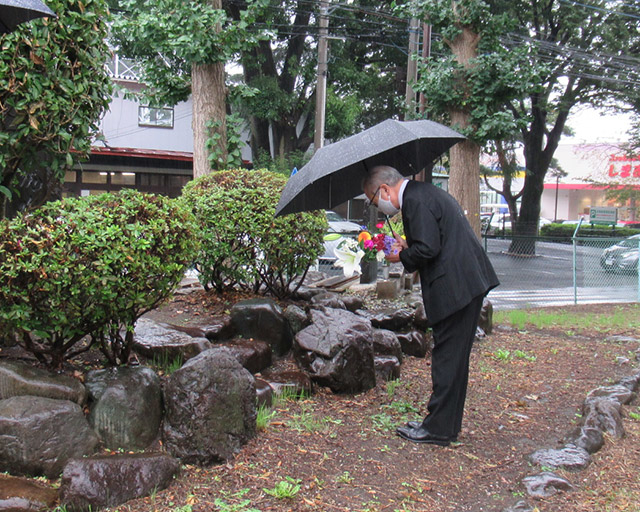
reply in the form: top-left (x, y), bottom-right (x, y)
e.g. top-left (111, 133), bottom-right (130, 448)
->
top-left (363, 165), bottom-right (499, 446)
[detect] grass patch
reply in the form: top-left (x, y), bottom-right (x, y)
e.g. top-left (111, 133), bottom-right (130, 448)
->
top-left (150, 352), bottom-right (183, 375)
top-left (494, 304), bottom-right (640, 331)
top-left (263, 477), bottom-right (301, 499)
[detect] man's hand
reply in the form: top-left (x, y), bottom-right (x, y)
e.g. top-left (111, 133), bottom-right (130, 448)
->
top-left (385, 233), bottom-right (407, 263)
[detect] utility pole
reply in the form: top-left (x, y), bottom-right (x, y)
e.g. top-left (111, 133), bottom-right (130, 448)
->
top-left (314, 0), bottom-right (330, 152)
top-left (404, 17), bottom-right (420, 120)
top-left (419, 23), bottom-right (431, 114)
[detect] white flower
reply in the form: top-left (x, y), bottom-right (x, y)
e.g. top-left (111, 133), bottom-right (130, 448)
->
top-left (333, 244), bottom-right (365, 277)
top-left (376, 249), bottom-right (386, 262)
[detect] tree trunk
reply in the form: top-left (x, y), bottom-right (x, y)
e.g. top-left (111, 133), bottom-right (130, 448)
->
top-left (192, 61), bottom-right (227, 177)
top-left (449, 128), bottom-right (481, 237)
top-left (446, 16), bottom-right (482, 238)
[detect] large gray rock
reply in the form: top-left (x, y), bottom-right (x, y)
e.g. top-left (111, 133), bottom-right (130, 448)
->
top-left (59, 453), bottom-right (179, 511)
top-left (374, 355), bottom-right (401, 382)
top-left (133, 318), bottom-right (212, 361)
top-left (0, 474), bottom-right (58, 512)
top-left (199, 315), bottom-right (235, 341)
top-left (230, 298), bottom-right (293, 356)
top-left (0, 360), bottom-right (86, 405)
top-left (372, 329), bottom-right (403, 363)
top-left (582, 397), bottom-right (625, 438)
top-left (294, 308), bottom-right (375, 393)
top-left (617, 372), bottom-right (640, 392)
top-left (214, 338), bottom-right (272, 374)
top-left (162, 347), bottom-right (256, 464)
top-left (584, 385), bottom-right (635, 407)
top-left (283, 305), bottom-right (309, 336)
top-left (529, 445), bottom-right (591, 472)
top-left (522, 472), bottom-right (574, 498)
top-left (396, 330), bottom-right (431, 358)
top-left (360, 308), bottom-right (414, 331)
top-left (260, 369), bottom-right (313, 397)
top-left (413, 303), bottom-right (429, 331)
top-left (478, 297), bottom-right (494, 335)
top-left (566, 426), bottom-right (604, 454)
top-left (310, 292), bottom-right (346, 309)
top-left (0, 396), bottom-right (98, 478)
top-left (85, 366), bottom-right (163, 450)
top-left (341, 295), bottom-right (364, 313)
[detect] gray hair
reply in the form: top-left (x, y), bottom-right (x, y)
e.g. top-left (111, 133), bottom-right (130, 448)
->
top-left (362, 165), bottom-right (404, 193)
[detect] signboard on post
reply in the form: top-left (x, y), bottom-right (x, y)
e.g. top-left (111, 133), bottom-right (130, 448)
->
top-left (589, 206), bottom-right (617, 226)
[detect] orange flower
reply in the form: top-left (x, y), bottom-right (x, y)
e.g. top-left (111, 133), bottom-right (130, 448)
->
top-left (357, 231), bottom-right (372, 243)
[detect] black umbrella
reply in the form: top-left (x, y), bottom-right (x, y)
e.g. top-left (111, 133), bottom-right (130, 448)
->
top-left (0, 0), bottom-right (56, 35)
top-left (275, 119), bottom-right (465, 217)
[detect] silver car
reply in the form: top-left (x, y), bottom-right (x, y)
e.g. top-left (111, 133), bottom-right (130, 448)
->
top-left (600, 234), bottom-right (640, 273)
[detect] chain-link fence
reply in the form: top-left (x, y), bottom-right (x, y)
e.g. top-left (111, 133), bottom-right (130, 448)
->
top-left (484, 235), bottom-right (640, 310)
top-left (314, 231), bottom-right (639, 310)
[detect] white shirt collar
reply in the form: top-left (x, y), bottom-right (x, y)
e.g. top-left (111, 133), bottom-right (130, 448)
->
top-left (398, 179), bottom-right (409, 209)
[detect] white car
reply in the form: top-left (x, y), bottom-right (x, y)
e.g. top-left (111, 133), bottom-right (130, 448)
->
top-left (321, 211), bottom-right (361, 263)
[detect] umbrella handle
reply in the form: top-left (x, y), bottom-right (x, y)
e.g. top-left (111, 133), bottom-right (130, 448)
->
top-left (385, 215), bottom-right (397, 239)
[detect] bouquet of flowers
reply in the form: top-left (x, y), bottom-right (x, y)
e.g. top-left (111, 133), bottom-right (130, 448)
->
top-left (333, 223), bottom-right (395, 277)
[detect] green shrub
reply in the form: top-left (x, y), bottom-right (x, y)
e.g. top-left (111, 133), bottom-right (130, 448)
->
top-left (540, 223), bottom-right (640, 242)
top-left (180, 169), bottom-right (326, 298)
top-left (0, 190), bottom-right (197, 368)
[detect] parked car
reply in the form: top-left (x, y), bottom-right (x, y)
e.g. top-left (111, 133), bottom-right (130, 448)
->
top-left (617, 220), bottom-right (640, 229)
top-left (320, 211), bottom-right (361, 263)
top-left (600, 234), bottom-right (640, 273)
top-left (325, 210), bottom-right (361, 235)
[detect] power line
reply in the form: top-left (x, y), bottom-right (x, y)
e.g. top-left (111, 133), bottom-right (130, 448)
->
top-left (558, 0), bottom-right (640, 20)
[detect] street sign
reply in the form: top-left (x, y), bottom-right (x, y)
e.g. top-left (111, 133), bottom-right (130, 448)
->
top-left (589, 206), bottom-right (617, 226)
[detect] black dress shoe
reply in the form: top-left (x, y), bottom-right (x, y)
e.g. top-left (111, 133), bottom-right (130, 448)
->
top-left (396, 425), bottom-right (451, 446)
top-left (406, 421), bottom-right (458, 442)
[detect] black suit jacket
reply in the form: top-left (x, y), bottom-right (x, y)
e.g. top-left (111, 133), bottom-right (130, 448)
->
top-left (399, 180), bottom-right (499, 325)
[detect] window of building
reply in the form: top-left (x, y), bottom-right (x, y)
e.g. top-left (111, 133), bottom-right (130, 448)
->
top-left (138, 106), bottom-right (174, 128)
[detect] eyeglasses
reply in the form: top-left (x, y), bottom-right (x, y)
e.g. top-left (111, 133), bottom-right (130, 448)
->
top-left (365, 185), bottom-right (381, 207)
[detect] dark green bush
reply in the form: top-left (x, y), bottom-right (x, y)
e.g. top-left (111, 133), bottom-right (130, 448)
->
top-left (0, 190), bottom-right (197, 368)
top-left (540, 223), bottom-right (640, 242)
top-left (180, 169), bottom-right (326, 298)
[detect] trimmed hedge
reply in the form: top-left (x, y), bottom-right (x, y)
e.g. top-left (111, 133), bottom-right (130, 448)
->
top-left (0, 190), bottom-right (197, 368)
top-left (180, 169), bottom-right (326, 298)
top-left (540, 223), bottom-right (640, 242)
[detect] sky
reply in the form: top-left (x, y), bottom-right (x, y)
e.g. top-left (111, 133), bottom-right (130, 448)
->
top-left (564, 107), bottom-right (635, 144)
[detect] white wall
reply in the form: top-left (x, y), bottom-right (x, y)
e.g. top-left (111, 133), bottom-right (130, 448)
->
top-left (99, 83), bottom-right (194, 153)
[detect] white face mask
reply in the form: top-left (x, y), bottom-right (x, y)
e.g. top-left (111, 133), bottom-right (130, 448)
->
top-left (378, 194), bottom-right (400, 216)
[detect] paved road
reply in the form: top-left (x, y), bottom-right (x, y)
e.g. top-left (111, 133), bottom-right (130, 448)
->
top-left (318, 237), bottom-right (639, 310)
top-left (485, 238), bottom-right (639, 310)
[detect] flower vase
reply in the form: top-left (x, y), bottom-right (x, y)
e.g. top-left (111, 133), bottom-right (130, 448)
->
top-left (360, 259), bottom-right (378, 284)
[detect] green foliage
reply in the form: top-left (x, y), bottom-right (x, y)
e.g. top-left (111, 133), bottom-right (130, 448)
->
top-left (0, 190), bottom-right (197, 367)
top-left (540, 223), bottom-right (640, 241)
top-left (0, 0), bottom-right (113, 218)
top-left (206, 113), bottom-right (245, 171)
top-left (251, 150), bottom-right (309, 178)
top-left (180, 169), bottom-right (326, 298)
top-left (398, 0), bottom-right (538, 144)
top-left (110, 0), bottom-right (269, 106)
top-left (263, 477), bottom-right (301, 499)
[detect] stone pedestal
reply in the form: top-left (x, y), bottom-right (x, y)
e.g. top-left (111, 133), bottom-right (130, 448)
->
top-left (376, 279), bottom-right (399, 299)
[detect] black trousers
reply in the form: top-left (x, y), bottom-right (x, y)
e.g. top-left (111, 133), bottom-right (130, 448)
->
top-left (421, 294), bottom-right (485, 439)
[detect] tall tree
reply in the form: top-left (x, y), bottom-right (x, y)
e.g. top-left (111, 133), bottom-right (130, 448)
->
top-left (110, 0), bottom-right (267, 177)
top-left (405, 0), bottom-right (640, 251)
top-left (400, 0), bottom-right (533, 237)
top-left (0, 0), bottom-right (113, 219)
top-left (229, 0), bottom-right (408, 160)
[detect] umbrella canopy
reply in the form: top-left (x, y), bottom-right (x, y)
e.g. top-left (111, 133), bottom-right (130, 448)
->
top-left (275, 119), bottom-right (465, 217)
top-left (0, 0), bottom-right (56, 35)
